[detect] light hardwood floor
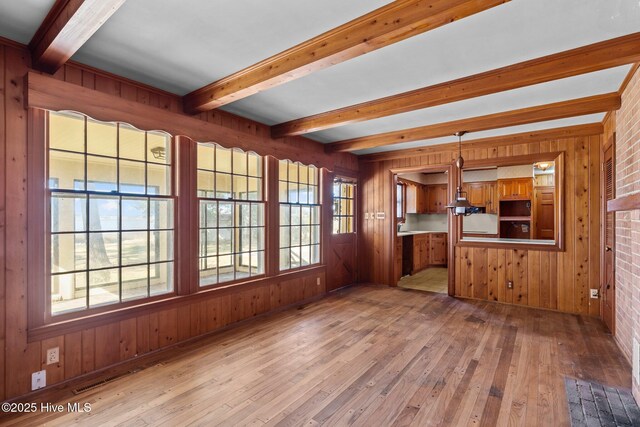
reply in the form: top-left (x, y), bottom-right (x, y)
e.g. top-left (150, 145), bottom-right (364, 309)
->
top-left (1, 285), bottom-right (631, 426)
top-left (398, 267), bottom-right (449, 293)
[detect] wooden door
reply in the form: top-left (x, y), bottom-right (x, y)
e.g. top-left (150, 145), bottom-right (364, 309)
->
top-left (406, 183), bottom-right (418, 214)
top-left (515, 178), bottom-right (533, 199)
top-left (602, 145), bottom-right (615, 333)
top-left (327, 178), bottom-right (357, 292)
top-left (435, 184), bottom-right (448, 213)
top-left (498, 178), bottom-right (533, 200)
top-left (467, 183), bottom-right (486, 207)
top-left (486, 182), bottom-right (497, 214)
top-left (427, 185), bottom-right (438, 213)
top-left (429, 234), bottom-right (447, 265)
top-left (533, 187), bottom-right (555, 239)
top-left (420, 237), bottom-right (430, 269)
top-left (412, 235), bottom-right (422, 273)
top-left (498, 180), bottom-right (514, 200)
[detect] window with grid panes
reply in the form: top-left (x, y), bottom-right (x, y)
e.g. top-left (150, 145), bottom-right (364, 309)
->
top-left (48, 111), bottom-right (174, 315)
top-left (197, 143), bottom-right (265, 286)
top-left (279, 160), bottom-right (321, 271)
top-left (332, 179), bottom-right (355, 234)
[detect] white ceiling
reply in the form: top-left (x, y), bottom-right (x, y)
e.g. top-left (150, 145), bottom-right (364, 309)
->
top-left (0, 0), bottom-right (638, 154)
top-left (0, 0), bottom-right (55, 44)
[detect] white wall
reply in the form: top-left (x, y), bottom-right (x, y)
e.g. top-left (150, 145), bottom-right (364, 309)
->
top-left (403, 213), bottom-right (448, 232)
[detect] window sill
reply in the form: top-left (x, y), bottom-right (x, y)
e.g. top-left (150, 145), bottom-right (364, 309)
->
top-left (28, 265), bottom-right (327, 342)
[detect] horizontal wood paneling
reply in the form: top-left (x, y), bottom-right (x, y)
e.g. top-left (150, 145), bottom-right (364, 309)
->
top-left (360, 133), bottom-right (602, 317)
top-left (1, 39), bottom-right (350, 400)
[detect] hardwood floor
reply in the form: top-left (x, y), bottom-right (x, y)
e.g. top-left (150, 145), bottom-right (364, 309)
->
top-left (1, 285), bottom-right (631, 426)
top-left (398, 267), bottom-right (449, 293)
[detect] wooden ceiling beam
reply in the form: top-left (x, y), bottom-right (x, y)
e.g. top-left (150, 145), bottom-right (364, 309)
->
top-left (182, 0), bottom-right (509, 113)
top-left (29, 0), bottom-right (126, 74)
top-left (272, 32), bottom-right (640, 138)
top-left (326, 92), bottom-right (620, 152)
top-left (360, 123), bottom-right (604, 162)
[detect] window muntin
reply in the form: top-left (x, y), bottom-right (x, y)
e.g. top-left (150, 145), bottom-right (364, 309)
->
top-left (197, 143), bottom-right (265, 286)
top-left (48, 111), bottom-right (175, 315)
top-left (332, 180), bottom-right (356, 234)
top-left (279, 160), bottom-right (321, 271)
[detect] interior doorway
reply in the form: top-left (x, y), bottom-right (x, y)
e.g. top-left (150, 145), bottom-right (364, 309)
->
top-left (394, 168), bottom-right (451, 294)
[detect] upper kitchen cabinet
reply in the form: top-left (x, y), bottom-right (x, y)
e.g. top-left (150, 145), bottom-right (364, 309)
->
top-left (497, 177), bottom-right (533, 200)
top-left (405, 181), bottom-right (427, 214)
top-left (426, 184), bottom-right (448, 214)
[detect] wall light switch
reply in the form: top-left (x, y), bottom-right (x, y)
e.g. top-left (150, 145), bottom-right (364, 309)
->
top-left (316, 277), bottom-right (320, 286)
top-left (32, 370), bottom-right (46, 391)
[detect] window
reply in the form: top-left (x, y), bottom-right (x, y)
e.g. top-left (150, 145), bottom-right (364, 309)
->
top-left (279, 160), bottom-right (321, 271)
top-left (396, 182), bottom-right (406, 222)
top-left (332, 179), bottom-right (356, 234)
top-left (48, 111), bottom-right (174, 315)
top-left (197, 143), bottom-right (265, 286)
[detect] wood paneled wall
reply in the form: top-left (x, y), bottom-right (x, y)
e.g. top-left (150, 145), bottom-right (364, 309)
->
top-left (0, 40), bottom-right (355, 400)
top-left (360, 132), bottom-right (602, 316)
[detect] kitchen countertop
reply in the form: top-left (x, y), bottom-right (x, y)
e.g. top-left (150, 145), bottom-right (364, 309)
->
top-left (461, 237), bottom-right (555, 245)
top-left (397, 230), bottom-right (447, 237)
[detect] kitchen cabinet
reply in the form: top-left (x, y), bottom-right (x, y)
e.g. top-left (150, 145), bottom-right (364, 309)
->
top-left (465, 182), bottom-right (486, 207)
top-left (399, 232), bottom-right (448, 276)
top-left (462, 181), bottom-right (498, 214)
top-left (405, 182), bottom-right (427, 214)
top-left (395, 237), bottom-right (403, 282)
top-left (485, 182), bottom-right (498, 214)
top-left (498, 178), bottom-right (533, 200)
top-left (426, 184), bottom-right (448, 213)
top-left (412, 233), bottom-right (429, 273)
top-left (429, 233), bottom-right (448, 266)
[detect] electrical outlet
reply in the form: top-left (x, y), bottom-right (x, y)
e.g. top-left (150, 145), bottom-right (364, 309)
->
top-left (316, 277), bottom-right (320, 286)
top-left (32, 370), bottom-right (46, 391)
top-left (46, 347), bottom-right (59, 365)
top-left (507, 280), bottom-right (514, 289)
top-left (590, 289), bottom-right (599, 299)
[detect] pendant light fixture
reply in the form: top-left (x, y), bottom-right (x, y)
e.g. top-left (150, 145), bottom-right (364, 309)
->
top-left (446, 131), bottom-right (476, 216)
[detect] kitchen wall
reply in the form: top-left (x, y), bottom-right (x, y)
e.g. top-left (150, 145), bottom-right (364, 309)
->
top-left (403, 213), bottom-right (448, 232)
top-left (463, 214), bottom-right (498, 234)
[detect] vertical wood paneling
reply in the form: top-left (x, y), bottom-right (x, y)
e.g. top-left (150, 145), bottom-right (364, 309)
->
top-left (41, 336), bottom-right (65, 385)
top-left (487, 249), bottom-right (498, 302)
top-left (81, 329), bottom-right (95, 374)
top-left (4, 46), bottom-right (41, 398)
top-left (64, 331), bottom-right (82, 380)
top-left (513, 250), bottom-right (528, 305)
top-left (94, 323), bottom-right (120, 369)
top-left (472, 248), bottom-right (488, 300)
top-left (588, 135), bottom-right (601, 317)
top-left (574, 137), bottom-right (590, 314)
top-left (0, 44), bottom-right (6, 402)
top-left (2, 42), bottom-right (343, 399)
top-left (362, 132), bottom-right (601, 319)
top-left (527, 250), bottom-right (541, 307)
top-left (119, 318), bottom-right (137, 361)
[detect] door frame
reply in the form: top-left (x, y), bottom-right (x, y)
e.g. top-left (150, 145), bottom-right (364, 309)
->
top-left (601, 134), bottom-right (616, 334)
top-left (389, 163), bottom-right (456, 296)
